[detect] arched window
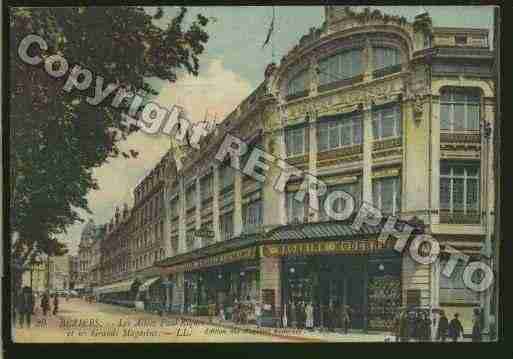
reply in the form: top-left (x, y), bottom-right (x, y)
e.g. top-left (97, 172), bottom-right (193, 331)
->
top-left (373, 47), bottom-right (401, 78)
top-left (287, 69), bottom-right (309, 97)
top-left (318, 49), bottom-right (362, 86)
top-left (440, 88), bottom-right (480, 132)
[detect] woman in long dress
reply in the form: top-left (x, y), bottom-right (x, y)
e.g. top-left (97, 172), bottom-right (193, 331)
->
top-left (282, 303), bottom-right (288, 328)
top-left (306, 302), bottom-right (314, 330)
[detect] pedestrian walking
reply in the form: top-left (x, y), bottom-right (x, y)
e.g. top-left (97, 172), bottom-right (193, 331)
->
top-left (399, 310), bottom-right (409, 342)
top-left (449, 313), bottom-right (464, 342)
top-left (289, 301), bottom-right (296, 328)
top-left (437, 311), bottom-right (449, 342)
top-left (305, 302), bottom-right (314, 330)
top-left (472, 308), bottom-right (482, 342)
top-left (41, 292), bottom-right (50, 317)
top-left (17, 287), bottom-right (34, 328)
top-left (327, 302), bottom-right (335, 332)
top-left (282, 302), bottom-right (288, 328)
top-left (52, 294), bottom-right (59, 316)
top-left (343, 305), bottom-right (352, 334)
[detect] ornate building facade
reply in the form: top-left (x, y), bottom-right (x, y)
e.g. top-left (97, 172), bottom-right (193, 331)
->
top-left (156, 6), bottom-right (495, 332)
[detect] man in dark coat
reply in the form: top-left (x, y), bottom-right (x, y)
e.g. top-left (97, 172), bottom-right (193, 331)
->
top-left (52, 294), bottom-right (59, 315)
top-left (449, 313), bottom-right (464, 342)
top-left (437, 311), bottom-right (449, 342)
top-left (472, 308), bottom-right (482, 342)
top-left (17, 287), bottom-right (34, 328)
top-left (41, 292), bottom-right (50, 316)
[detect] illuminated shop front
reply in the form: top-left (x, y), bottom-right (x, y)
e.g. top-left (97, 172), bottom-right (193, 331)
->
top-left (262, 222), bottom-right (402, 331)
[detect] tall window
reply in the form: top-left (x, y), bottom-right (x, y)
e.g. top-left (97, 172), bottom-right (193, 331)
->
top-left (440, 161), bottom-right (480, 214)
top-left (373, 47), bottom-right (400, 70)
top-left (170, 197), bottom-right (179, 219)
top-left (372, 177), bottom-right (401, 216)
top-left (317, 113), bottom-right (362, 152)
top-left (372, 104), bottom-right (402, 140)
top-left (220, 212), bottom-right (234, 241)
top-left (287, 69), bottom-right (308, 96)
top-left (440, 88), bottom-right (480, 132)
top-left (220, 164), bottom-right (234, 190)
top-left (243, 200), bottom-right (263, 230)
top-left (319, 180), bottom-right (362, 221)
top-left (286, 191), bottom-right (305, 224)
top-left (285, 126), bottom-right (307, 157)
top-left (318, 49), bottom-right (363, 86)
top-left (200, 174), bottom-right (213, 202)
top-left (185, 184), bottom-right (196, 209)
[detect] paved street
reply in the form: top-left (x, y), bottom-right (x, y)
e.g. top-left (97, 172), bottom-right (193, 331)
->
top-left (13, 298), bottom-right (294, 343)
top-left (12, 298), bottom-right (393, 343)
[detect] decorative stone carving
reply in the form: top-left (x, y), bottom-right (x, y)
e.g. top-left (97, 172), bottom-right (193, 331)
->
top-left (413, 94), bottom-right (424, 122)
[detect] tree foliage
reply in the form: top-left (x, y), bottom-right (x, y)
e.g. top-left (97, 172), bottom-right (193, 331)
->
top-left (9, 6), bottom-right (209, 264)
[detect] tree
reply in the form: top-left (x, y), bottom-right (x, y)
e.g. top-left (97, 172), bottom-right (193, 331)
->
top-left (9, 7), bottom-right (210, 274)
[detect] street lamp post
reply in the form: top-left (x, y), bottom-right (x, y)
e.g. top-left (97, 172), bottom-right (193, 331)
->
top-left (481, 119), bottom-right (492, 338)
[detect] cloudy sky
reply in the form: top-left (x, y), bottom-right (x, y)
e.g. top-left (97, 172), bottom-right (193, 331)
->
top-left (61, 6), bottom-right (495, 255)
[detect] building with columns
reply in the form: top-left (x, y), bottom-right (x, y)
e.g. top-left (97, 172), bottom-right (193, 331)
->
top-left (151, 6), bottom-right (495, 332)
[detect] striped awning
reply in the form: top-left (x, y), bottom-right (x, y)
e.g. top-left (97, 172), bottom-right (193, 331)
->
top-left (266, 221), bottom-right (381, 241)
top-left (94, 279), bottom-right (134, 295)
top-left (138, 277), bottom-right (161, 292)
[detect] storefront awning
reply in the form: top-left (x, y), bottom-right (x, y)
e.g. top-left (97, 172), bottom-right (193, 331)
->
top-left (94, 279), bottom-right (134, 295)
top-left (138, 277), bottom-right (160, 292)
top-left (266, 221), bottom-right (382, 241)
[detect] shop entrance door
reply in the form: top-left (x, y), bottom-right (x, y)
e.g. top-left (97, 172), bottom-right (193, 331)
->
top-left (346, 274), bottom-right (365, 329)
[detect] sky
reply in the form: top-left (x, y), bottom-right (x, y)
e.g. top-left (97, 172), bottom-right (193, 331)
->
top-left (60, 6), bottom-right (495, 255)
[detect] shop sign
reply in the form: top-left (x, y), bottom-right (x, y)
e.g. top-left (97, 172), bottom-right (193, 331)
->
top-left (261, 239), bottom-right (391, 257)
top-left (167, 246), bottom-right (258, 273)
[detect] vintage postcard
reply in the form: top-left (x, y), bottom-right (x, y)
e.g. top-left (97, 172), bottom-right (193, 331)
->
top-left (7, 4), bottom-right (500, 345)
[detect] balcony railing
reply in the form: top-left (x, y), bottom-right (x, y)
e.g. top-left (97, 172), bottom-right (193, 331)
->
top-left (372, 64), bottom-right (402, 79)
top-left (439, 210), bottom-right (480, 224)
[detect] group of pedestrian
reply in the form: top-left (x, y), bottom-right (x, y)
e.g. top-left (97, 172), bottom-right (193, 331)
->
top-left (283, 300), bottom-right (352, 333)
top-left (395, 308), bottom-right (469, 342)
top-left (396, 309), bottom-right (432, 342)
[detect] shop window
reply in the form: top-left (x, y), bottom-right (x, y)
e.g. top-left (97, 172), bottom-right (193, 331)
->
top-left (440, 161), bottom-right (480, 223)
top-left (317, 112), bottom-right (362, 152)
top-left (372, 103), bottom-right (401, 140)
top-left (440, 88), bottom-right (480, 132)
top-left (372, 176), bottom-right (401, 216)
top-left (285, 126), bottom-right (308, 157)
top-left (318, 49), bottom-right (362, 86)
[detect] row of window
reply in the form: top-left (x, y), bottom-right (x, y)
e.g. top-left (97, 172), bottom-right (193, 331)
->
top-left (285, 161), bottom-right (480, 223)
top-left (134, 165), bottom-right (166, 204)
top-left (135, 191), bottom-right (164, 229)
top-left (285, 87), bottom-right (482, 158)
top-left (135, 221), bottom-right (164, 250)
top-left (288, 47), bottom-right (401, 96)
top-left (133, 248), bottom-right (165, 271)
top-left (286, 104), bottom-right (401, 157)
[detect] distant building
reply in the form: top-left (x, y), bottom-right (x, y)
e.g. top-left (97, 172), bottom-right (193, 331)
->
top-left (48, 255), bottom-right (70, 292)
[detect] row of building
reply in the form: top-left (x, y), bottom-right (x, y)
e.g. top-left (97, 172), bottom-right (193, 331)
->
top-left (74, 6), bottom-right (496, 332)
